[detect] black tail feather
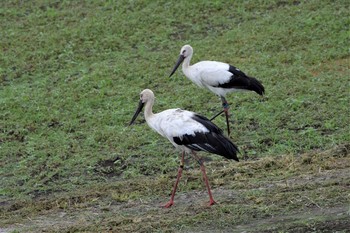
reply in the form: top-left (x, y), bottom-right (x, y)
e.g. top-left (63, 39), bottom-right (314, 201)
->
top-left (217, 65), bottom-right (265, 96)
top-left (173, 132), bottom-right (239, 161)
top-left (247, 76), bottom-right (265, 96)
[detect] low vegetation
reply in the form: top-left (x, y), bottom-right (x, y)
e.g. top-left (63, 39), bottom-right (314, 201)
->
top-left (1, 0), bottom-right (349, 232)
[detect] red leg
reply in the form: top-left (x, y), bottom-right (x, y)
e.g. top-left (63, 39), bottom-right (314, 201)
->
top-left (164, 151), bottom-right (185, 208)
top-left (224, 108), bottom-right (231, 136)
top-left (192, 151), bottom-right (216, 206)
top-left (221, 96), bottom-right (231, 136)
top-left (199, 162), bottom-right (216, 206)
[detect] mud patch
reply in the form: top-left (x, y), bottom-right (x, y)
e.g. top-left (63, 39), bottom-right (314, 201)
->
top-left (1, 146), bottom-right (349, 232)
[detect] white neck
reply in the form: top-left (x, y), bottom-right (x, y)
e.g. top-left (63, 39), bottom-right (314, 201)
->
top-left (144, 99), bottom-right (155, 122)
top-left (182, 53), bottom-right (192, 70)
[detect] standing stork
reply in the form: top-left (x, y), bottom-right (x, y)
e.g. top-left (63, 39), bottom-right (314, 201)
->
top-left (169, 44), bottom-right (265, 136)
top-left (129, 89), bottom-right (239, 208)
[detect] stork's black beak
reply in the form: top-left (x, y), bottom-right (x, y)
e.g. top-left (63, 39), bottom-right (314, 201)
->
top-left (169, 54), bottom-right (185, 77)
top-left (129, 100), bottom-right (144, 126)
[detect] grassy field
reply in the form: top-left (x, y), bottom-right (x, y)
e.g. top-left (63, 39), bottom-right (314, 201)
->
top-left (1, 0), bottom-right (349, 232)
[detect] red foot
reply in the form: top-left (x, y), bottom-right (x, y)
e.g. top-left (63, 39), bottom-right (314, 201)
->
top-left (208, 200), bottom-right (216, 206)
top-left (164, 201), bottom-right (174, 208)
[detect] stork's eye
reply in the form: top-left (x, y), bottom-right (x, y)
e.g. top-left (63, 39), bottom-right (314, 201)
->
top-left (182, 50), bottom-right (186, 54)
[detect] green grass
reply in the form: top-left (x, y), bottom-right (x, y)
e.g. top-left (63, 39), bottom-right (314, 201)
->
top-left (1, 0), bottom-right (349, 232)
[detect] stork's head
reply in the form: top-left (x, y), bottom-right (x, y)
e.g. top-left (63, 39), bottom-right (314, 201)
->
top-left (169, 44), bottom-right (193, 77)
top-left (180, 44), bottom-right (193, 59)
top-left (129, 89), bottom-right (154, 126)
top-left (139, 89), bottom-right (154, 104)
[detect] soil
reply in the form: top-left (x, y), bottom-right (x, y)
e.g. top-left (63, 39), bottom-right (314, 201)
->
top-left (2, 181), bottom-right (349, 232)
top-left (1, 148), bottom-right (349, 233)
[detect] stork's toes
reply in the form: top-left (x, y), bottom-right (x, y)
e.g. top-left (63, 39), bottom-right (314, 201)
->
top-left (208, 200), bottom-right (216, 206)
top-left (164, 201), bottom-right (174, 208)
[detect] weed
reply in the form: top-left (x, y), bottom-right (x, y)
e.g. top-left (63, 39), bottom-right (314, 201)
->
top-left (1, 0), bottom-right (349, 232)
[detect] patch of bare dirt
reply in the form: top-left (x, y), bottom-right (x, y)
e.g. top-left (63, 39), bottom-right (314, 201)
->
top-left (1, 146), bottom-right (349, 232)
top-left (1, 166), bottom-right (349, 232)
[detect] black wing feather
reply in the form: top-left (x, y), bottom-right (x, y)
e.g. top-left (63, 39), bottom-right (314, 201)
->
top-left (173, 114), bottom-right (239, 161)
top-left (191, 114), bottom-right (223, 134)
top-left (216, 65), bottom-right (265, 96)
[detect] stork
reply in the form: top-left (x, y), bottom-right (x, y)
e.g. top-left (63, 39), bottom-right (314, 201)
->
top-left (129, 89), bottom-right (239, 208)
top-left (169, 44), bottom-right (265, 136)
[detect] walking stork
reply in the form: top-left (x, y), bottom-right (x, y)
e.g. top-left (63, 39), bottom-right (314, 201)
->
top-left (129, 89), bottom-right (239, 208)
top-left (169, 44), bottom-right (265, 136)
